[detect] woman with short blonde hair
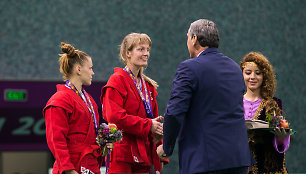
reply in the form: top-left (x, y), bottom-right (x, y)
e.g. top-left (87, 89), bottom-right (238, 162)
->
top-left (101, 33), bottom-right (168, 174)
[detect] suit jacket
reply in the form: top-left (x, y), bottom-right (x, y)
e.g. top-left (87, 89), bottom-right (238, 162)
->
top-left (43, 85), bottom-right (101, 174)
top-left (101, 68), bottom-right (168, 173)
top-left (163, 47), bottom-right (252, 174)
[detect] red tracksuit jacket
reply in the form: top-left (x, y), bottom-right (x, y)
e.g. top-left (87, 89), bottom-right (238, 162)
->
top-left (101, 68), bottom-right (169, 173)
top-left (43, 85), bottom-right (102, 174)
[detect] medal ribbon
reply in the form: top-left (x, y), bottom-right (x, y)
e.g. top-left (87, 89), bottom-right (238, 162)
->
top-left (123, 66), bottom-right (153, 119)
top-left (65, 80), bottom-right (98, 133)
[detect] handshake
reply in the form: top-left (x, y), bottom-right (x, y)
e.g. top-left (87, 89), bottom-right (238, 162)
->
top-left (150, 116), bottom-right (168, 159)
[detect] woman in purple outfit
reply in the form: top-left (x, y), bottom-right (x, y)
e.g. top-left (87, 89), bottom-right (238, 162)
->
top-left (240, 52), bottom-right (292, 174)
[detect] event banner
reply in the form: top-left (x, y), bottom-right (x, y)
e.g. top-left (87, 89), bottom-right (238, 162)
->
top-left (0, 81), bottom-right (106, 151)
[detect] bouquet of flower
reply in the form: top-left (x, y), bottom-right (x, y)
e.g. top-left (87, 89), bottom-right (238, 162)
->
top-left (96, 123), bottom-right (123, 156)
top-left (266, 110), bottom-right (290, 128)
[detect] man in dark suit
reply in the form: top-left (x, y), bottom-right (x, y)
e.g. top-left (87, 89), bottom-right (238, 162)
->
top-left (157, 19), bottom-right (252, 174)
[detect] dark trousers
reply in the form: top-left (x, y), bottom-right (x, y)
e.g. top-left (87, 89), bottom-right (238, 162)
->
top-left (195, 166), bottom-right (248, 174)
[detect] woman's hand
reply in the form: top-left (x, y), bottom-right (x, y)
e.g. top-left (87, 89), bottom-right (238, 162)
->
top-left (106, 143), bottom-right (114, 151)
top-left (150, 116), bottom-right (163, 135)
top-left (274, 127), bottom-right (292, 136)
top-left (274, 127), bottom-right (292, 143)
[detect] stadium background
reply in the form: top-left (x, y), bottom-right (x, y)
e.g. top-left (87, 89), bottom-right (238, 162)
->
top-left (0, 0), bottom-right (305, 173)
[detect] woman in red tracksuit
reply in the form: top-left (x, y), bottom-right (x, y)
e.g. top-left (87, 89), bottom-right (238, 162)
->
top-left (44, 42), bottom-right (112, 174)
top-left (101, 33), bottom-right (169, 174)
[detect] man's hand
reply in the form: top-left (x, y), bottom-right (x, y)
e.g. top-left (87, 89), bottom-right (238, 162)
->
top-left (157, 115), bottom-right (164, 123)
top-left (157, 144), bottom-right (167, 159)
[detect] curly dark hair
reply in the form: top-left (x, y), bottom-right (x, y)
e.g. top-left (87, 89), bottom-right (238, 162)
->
top-left (240, 52), bottom-right (281, 116)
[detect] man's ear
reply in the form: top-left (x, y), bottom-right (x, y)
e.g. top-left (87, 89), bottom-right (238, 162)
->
top-left (192, 34), bottom-right (198, 46)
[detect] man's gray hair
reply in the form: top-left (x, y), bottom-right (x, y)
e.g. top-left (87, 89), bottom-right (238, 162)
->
top-left (188, 19), bottom-right (219, 48)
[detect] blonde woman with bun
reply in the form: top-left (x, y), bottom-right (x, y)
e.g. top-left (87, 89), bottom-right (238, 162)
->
top-left (43, 42), bottom-right (112, 174)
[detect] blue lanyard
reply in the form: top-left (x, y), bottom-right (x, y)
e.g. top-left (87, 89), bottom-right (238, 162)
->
top-left (123, 66), bottom-right (153, 119)
top-left (65, 80), bottom-right (98, 133)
